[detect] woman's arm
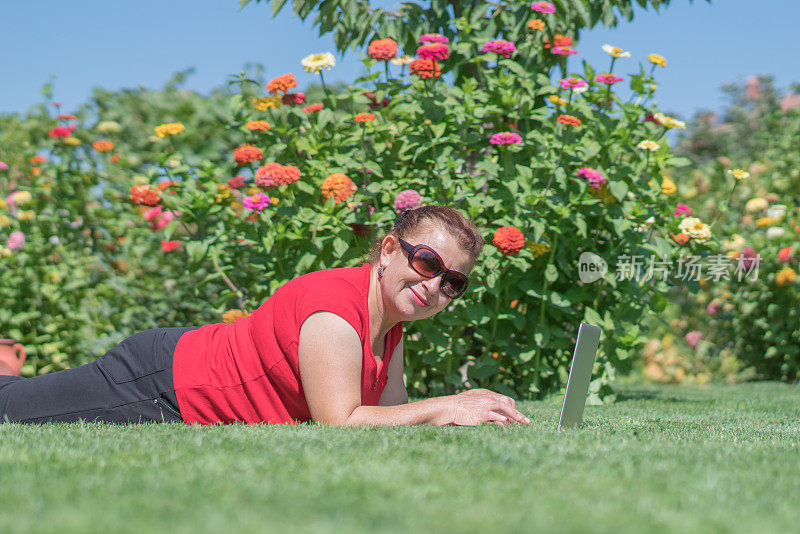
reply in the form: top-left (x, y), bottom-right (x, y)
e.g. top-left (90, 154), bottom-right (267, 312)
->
top-left (298, 312), bottom-right (529, 427)
top-left (379, 337), bottom-right (408, 407)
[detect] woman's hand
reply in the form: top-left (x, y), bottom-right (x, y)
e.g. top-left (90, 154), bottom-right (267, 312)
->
top-left (446, 389), bottom-right (531, 426)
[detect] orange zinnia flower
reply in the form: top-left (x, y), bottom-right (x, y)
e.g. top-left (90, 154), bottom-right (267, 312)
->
top-left (368, 38), bottom-right (398, 61)
top-left (130, 184), bottom-right (161, 207)
top-left (354, 112), bottom-right (375, 123)
top-left (233, 144), bottom-right (263, 166)
top-left (493, 226), bottom-right (525, 256)
top-left (255, 162), bottom-right (302, 187)
top-left (266, 73), bottom-right (298, 95)
top-left (528, 19), bottom-right (545, 30)
top-left (544, 34), bottom-right (572, 49)
top-left (409, 58), bottom-right (441, 79)
top-left (670, 232), bottom-right (690, 245)
top-left (556, 114), bottom-right (582, 127)
top-left (321, 173), bottom-right (357, 203)
top-left (92, 140), bottom-right (114, 152)
top-left (246, 121), bottom-right (271, 131)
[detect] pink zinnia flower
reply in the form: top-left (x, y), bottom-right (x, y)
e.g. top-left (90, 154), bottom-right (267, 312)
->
top-left (595, 73), bottom-right (624, 85)
top-left (706, 300), bottom-right (720, 316)
top-left (227, 175), bottom-right (246, 189)
top-left (575, 167), bottom-right (606, 189)
top-left (531, 1), bottom-right (556, 13)
top-left (482, 39), bottom-right (517, 58)
top-left (394, 189), bottom-right (423, 212)
top-left (685, 330), bottom-right (702, 349)
top-left (0, 161), bottom-right (8, 171)
top-left (489, 131), bottom-right (523, 145)
top-left (419, 33), bottom-right (449, 44)
top-left (7, 231), bottom-right (25, 251)
top-left (143, 206), bottom-right (163, 222)
top-left (161, 240), bottom-right (181, 252)
top-left (559, 77), bottom-right (588, 90)
top-left (740, 247), bottom-right (759, 271)
top-left (551, 46), bottom-right (577, 56)
top-left (417, 43), bottom-right (451, 61)
top-left (243, 192), bottom-right (271, 214)
top-left (282, 92), bottom-right (306, 105)
top-left (674, 204), bottom-right (692, 217)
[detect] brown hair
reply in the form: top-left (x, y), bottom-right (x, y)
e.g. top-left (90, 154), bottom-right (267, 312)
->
top-left (364, 206), bottom-right (484, 268)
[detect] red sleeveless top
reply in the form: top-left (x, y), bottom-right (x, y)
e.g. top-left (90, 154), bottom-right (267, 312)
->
top-left (172, 263), bottom-right (403, 425)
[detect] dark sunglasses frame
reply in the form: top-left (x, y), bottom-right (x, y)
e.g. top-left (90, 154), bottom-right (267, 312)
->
top-left (398, 238), bottom-right (469, 299)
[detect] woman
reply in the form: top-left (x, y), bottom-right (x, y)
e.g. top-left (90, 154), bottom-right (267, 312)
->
top-left (1, 206), bottom-right (530, 427)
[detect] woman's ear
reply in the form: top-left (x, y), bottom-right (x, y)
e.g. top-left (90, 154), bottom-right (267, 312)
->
top-left (379, 234), bottom-right (399, 266)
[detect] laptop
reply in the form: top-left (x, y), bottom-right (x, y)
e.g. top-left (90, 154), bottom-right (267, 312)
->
top-left (557, 322), bottom-right (602, 430)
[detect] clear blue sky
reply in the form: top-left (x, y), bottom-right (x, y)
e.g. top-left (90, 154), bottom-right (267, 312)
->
top-left (1, 0), bottom-right (798, 119)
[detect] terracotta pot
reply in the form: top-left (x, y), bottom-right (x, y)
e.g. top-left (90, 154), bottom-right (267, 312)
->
top-left (0, 339), bottom-right (26, 376)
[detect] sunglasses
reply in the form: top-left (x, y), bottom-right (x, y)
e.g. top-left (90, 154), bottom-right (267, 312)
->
top-left (398, 238), bottom-right (469, 299)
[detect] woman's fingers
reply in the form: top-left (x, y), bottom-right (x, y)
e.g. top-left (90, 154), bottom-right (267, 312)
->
top-left (489, 403), bottom-right (531, 424)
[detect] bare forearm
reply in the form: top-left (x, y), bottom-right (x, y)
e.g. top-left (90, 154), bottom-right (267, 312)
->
top-left (343, 396), bottom-right (452, 426)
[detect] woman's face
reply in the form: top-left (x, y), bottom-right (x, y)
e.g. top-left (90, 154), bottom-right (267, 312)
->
top-left (379, 225), bottom-right (473, 320)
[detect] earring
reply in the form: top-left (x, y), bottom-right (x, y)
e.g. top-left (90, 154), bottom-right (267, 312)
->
top-left (378, 266), bottom-right (385, 276)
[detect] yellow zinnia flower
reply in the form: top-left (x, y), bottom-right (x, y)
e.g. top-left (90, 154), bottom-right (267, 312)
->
top-left (0, 246), bottom-right (11, 258)
top-left (638, 140), bottom-right (659, 151)
top-left (756, 217), bottom-right (775, 227)
top-left (727, 169), bottom-right (750, 180)
top-left (96, 120), bottom-right (121, 133)
top-left (654, 112), bottom-right (685, 130)
top-left (648, 54), bottom-right (667, 67)
top-left (154, 122), bottom-right (185, 138)
top-left (9, 191), bottom-right (32, 206)
top-left (776, 267), bottom-right (797, 287)
top-left (301, 52), bottom-right (336, 73)
top-left (252, 96), bottom-right (282, 111)
top-left (16, 210), bottom-right (35, 221)
top-left (601, 44), bottom-right (630, 58)
top-left (63, 137), bottom-right (81, 146)
top-left (661, 177), bottom-right (677, 195)
top-left (0, 215), bottom-right (11, 228)
top-left (547, 95), bottom-right (566, 106)
top-left (745, 197), bottom-right (768, 213)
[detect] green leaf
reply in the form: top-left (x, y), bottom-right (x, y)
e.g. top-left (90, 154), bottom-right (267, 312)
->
top-left (271, 0), bottom-right (289, 16)
top-left (609, 180), bottom-right (628, 201)
top-left (544, 263), bottom-right (558, 283)
top-left (332, 237), bottom-right (349, 258)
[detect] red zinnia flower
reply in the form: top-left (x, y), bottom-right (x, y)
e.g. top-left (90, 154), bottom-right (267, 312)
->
top-left (255, 162), bottom-right (301, 187)
top-left (778, 246), bottom-right (795, 263)
top-left (645, 114), bottom-right (661, 125)
top-left (354, 112), bottom-right (376, 123)
top-left (233, 144), bottom-right (263, 166)
top-left (30, 155), bottom-right (47, 164)
top-left (303, 103), bottom-right (324, 113)
top-left (556, 114), bottom-right (582, 127)
top-left (282, 92), bottom-right (306, 105)
top-left (365, 92), bottom-right (390, 109)
top-left (266, 73), bottom-right (298, 95)
top-left (493, 226), bottom-right (525, 256)
top-left (409, 58), bottom-right (441, 79)
top-left (368, 38), bottom-right (398, 61)
top-left (130, 184), bottom-right (161, 207)
top-left (161, 240), bottom-right (181, 252)
top-left (48, 126), bottom-right (71, 138)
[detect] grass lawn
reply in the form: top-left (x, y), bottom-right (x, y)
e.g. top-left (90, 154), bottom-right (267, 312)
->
top-left (1, 381), bottom-right (798, 533)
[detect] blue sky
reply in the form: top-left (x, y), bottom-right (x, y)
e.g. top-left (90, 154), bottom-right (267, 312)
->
top-left (1, 0), bottom-right (798, 119)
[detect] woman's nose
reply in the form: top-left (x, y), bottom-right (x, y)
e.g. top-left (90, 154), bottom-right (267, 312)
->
top-left (421, 274), bottom-right (442, 295)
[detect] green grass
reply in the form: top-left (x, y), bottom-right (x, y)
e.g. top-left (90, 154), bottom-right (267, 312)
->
top-left (1, 382), bottom-right (799, 534)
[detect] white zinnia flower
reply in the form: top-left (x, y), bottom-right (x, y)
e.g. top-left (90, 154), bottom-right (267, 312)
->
top-left (96, 120), bottom-right (121, 133)
top-left (678, 217), bottom-right (712, 242)
top-left (301, 52), bottom-right (336, 73)
top-left (601, 44), bottom-right (631, 58)
top-left (766, 227), bottom-right (786, 240)
top-left (766, 204), bottom-right (787, 220)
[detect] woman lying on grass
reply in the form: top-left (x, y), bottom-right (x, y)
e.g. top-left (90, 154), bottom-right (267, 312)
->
top-left (0, 206), bottom-right (530, 427)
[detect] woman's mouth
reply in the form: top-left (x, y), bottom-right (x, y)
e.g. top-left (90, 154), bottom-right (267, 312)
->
top-left (409, 288), bottom-right (429, 307)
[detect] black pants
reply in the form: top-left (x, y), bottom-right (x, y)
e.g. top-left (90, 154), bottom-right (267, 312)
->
top-left (0, 326), bottom-right (199, 425)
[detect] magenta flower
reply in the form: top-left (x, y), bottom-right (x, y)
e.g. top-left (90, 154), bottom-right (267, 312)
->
top-left (674, 204), bottom-right (692, 217)
top-left (740, 247), bottom-right (759, 271)
top-left (489, 132), bottom-right (523, 145)
top-left (482, 39), bottom-right (517, 58)
top-left (394, 189), bottom-right (423, 212)
top-left (551, 46), bottom-right (577, 56)
top-left (143, 206), bottom-right (163, 222)
top-left (417, 43), bottom-right (451, 61)
top-left (595, 73), bottom-right (624, 85)
top-left (706, 300), bottom-right (720, 316)
top-left (243, 193), bottom-right (271, 214)
top-left (531, 1), bottom-right (556, 13)
top-left (685, 330), bottom-right (702, 349)
top-left (559, 77), bottom-right (588, 90)
top-left (0, 160), bottom-right (8, 171)
top-left (419, 33), bottom-right (449, 44)
top-left (575, 167), bottom-right (606, 189)
top-left (7, 231), bottom-right (25, 251)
